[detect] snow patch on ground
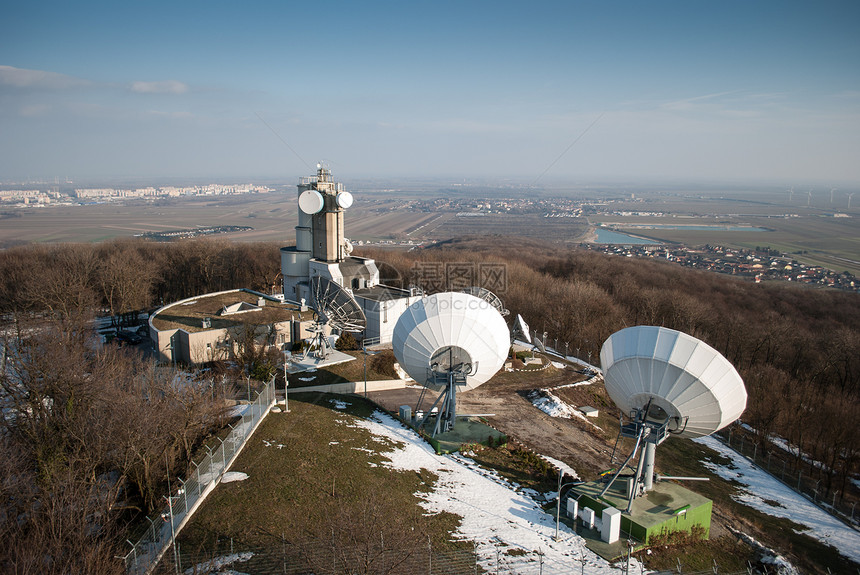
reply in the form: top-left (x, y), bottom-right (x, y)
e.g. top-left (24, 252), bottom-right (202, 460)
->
top-left (530, 390), bottom-right (578, 419)
top-left (540, 455), bottom-right (581, 481)
top-left (551, 361), bottom-right (566, 369)
top-left (528, 390), bottom-right (597, 428)
top-left (347, 410), bottom-right (635, 574)
top-left (298, 376), bottom-right (315, 382)
top-left (228, 404), bottom-right (249, 418)
top-left (184, 551), bottom-right (252, 575)
top-left (694, 435), bottom-right (860, 564)
top-left (221, 472), bottom-right (248, 483)
top-left (733, 530), bottom-right (800, 575)
top-left (329, 399), bottom-right (349, 410)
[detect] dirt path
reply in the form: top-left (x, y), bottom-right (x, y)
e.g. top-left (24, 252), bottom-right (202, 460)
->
top-left (368, 365), bottom-right (617, 479)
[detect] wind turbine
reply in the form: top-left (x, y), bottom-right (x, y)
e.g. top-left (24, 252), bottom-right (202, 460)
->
top-left (807, 189), bottom-right (813, 208)
top-left (849, 193), bottom-right (855, 209)
top-left (830, 188), bottom-right (837, 204)
top-left (788, 187), bottom-right (794, 203)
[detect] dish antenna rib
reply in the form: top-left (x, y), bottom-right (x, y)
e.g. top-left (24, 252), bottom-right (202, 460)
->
top-left (307, 276), bottom-right (366, 358)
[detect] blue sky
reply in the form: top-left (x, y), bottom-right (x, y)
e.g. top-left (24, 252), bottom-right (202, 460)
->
top-left (2, 1), bottom-right (859, 184)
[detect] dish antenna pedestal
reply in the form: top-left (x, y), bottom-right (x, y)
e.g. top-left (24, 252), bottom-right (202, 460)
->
top-left (416, 346), bottom-right (479, 436)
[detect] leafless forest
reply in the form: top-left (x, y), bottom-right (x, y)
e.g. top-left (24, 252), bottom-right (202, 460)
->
top-left (0, 236), bottom-right (858, 573)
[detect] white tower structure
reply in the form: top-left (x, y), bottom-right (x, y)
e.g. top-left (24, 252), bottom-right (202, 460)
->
top-left (280, 164), bottom-right (421, 344)
top-left (281, 164), bottom-right (366, 303)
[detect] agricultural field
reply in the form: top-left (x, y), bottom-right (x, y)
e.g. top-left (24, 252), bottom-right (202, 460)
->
top-left (1, 182), bottom-right (856, 275)
top-left (591, 187), bottom-right (860, 275)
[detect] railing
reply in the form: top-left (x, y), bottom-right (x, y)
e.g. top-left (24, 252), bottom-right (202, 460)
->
top-left (123, 378), bottom-right (276, 574)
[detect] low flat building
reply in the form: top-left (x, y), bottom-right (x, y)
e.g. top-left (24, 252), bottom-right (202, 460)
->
top-left (149, 288), bottom-right (314, 365)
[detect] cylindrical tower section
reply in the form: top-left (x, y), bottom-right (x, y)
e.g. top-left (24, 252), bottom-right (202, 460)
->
top-left (296, 226), bottom-right (312, 252)
top-left (281, 247), bottom-right (310, 302)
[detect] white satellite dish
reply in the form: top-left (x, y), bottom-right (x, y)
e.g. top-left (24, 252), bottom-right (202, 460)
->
top-left (393, 292), bottom-right (509, 435)
top-left (512, 313), bottom-right (532, 345)
top-left (298, 189), bottom-right (324, 214)
top-left (600, 325), bottom-right (746, 439)
top-left (598, 325), bottom-right (747, 511)
top-left (307, 276), bottom-right (366, 359)
top-left (336, 191), bottom-right (354, 209)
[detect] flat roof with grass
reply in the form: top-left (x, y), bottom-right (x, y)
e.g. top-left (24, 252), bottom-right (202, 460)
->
top-left (151, 289), bottom-right (313, 333)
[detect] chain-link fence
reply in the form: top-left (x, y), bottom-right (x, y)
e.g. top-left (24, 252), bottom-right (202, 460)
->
top-left (714, 427), bottom-right (860, 530)
top-left (123, 378), bottom-right (276, 574)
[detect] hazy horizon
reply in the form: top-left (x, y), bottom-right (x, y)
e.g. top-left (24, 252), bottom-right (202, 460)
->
top-left (2, 1), bottom-right (859, 184)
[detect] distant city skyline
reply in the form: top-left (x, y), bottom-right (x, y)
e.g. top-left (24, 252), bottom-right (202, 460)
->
top-left (2, 1), bottom-right (859, 185)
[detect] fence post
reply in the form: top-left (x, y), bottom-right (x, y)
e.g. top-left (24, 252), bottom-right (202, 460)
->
top-left (178, 478), bottom-right (188, 514)
top-left (192, 461), bottom-right (201, 495)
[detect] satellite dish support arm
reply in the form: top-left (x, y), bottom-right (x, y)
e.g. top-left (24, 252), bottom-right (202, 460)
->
top-left (598, 423), bottom-right (647, 499)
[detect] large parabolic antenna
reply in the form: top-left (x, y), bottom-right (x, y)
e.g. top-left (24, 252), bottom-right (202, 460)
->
top-left (393, 292), bottom-right (509, 435)
top-left (598, 325), bottom-right (746, 511)
top-left (601, 325), bottom-right (746, 438)
top-left (307, 276), bottom-right (366, 358)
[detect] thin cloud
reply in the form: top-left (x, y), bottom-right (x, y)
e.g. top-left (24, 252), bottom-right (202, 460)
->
top-left (0, 65), bottom-right (89, 90)
top-left (661, 90), bottom-right (741, 112)
top-left (19, 104), bottom-right (51, 117)
top-left (130, 80), bottom-right (189, 94)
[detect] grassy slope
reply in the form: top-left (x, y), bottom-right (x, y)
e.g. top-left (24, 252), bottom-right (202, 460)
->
top-left (178, 393), bottom-right (461, 556)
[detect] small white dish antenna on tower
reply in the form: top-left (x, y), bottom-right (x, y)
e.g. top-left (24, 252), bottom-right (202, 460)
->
top-left (336, 191), bottom-right (354, 209)
top-left (298, 189), bottom-right (324, 214)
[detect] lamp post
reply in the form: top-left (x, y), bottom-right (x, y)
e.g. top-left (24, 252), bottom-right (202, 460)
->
top-left (555, 469), bottom-right (580, 541)
top-left (282, 349), bottom-right (291, 412)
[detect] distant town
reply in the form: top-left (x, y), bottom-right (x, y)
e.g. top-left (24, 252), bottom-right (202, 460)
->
top-left (0, 183), bottom-right (272, 206)
top-left (584, 242), bottom-right (859, 292)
